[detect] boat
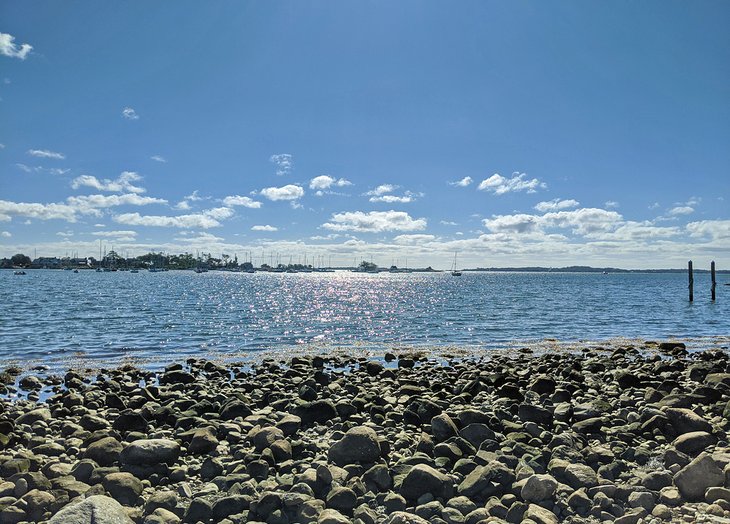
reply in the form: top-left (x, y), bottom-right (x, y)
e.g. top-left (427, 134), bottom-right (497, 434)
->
top-left (130, 269), bottom-right (139, 273)
top-left (14, 271), bottom-right (26, 275)
top-left (451, 252), bottom-right (462, 277)
top-left (73, 269), bottom-right (79, 273)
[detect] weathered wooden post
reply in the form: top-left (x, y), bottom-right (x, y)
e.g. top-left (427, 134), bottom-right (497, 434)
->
top-left (711, 261), bottom-right (716, 301)
top-left (688, 260), bottom-right (694, 302)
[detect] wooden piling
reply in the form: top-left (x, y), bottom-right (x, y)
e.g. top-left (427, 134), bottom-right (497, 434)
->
top-left (688, 260), bottom-right (694, 302)
top-left (711, 261), bottom-right (716, 301)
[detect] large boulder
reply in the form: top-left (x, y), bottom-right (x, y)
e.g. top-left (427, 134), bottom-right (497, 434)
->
top-left (663, 408), bottom-right (712, 435)
top-left (328, 426), bottom-right (382, 466)
top-left (48, 495), bottom-right (134, 524)
top-left (119, 439), bottom-right (180, 466)
top-left (400, 464), bottom-right (452, 500)
top-left (84, 437), bottom-right (123, 466)
top-left (673, 452), bottom-right (724, 501)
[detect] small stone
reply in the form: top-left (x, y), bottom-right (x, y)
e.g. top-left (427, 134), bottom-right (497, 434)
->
top-left (102, 472), bottom-right (143, 505)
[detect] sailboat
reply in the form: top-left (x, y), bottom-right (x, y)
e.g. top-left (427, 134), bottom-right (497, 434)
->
top-left (451, 252), bottom-right (462, 277)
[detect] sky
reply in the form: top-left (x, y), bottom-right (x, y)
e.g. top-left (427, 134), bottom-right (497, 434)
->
top-left (1, 1), bottom-right (729, 269)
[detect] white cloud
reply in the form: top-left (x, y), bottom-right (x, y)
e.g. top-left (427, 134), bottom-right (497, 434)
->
top-left (323, 210), bottom-right (427, 233)
top-left (450, 176), bottom-right (473, 187)
top-left (222, 195), bottom-right (262, 208)
top-left (175, 190), bottom-right (205, 210)
top-left (483, 214), bottom-right (541, 234)
top-left (440, 220), bottom-right (458, 226)
top-left (534, 199), bottom-right (579, 212)
top-left (71, 172), bottom-right (146, 194)
top-left (27, 149), bottom-right (65, 160)
top-left (122, 107), bottom-right (139, 120)
top-left (604, 201), bottom-right (619, 208)
top-left (309, 175), bottom-right (352, 190)
top-left (393, 234), bottom-right (437, 244)
top-left (0, 32), bottom-right (33, 60)
top-left (1, 231), bottom-right (11, 238)
top-left (478, 172), bottom-right (546, 195)
top-left (649, 202), bottom-right (660, 210)
top-left (483, 208), bottom-right (622, 237)
top-left (56, 231), bottom-right (73, 238)
top-left (0, 200), bottom-right (78, 223)
top-left (668, 206), bottom-right (694, 216)
top-left (114, 207), bottom-right (233, 229)
top-left (686, 220), bottom-right (730, 241)
top-left (150, 155), bottom-right (166, 163)
top-left (270, 154), bottom-right (292, 176)
top-left (542, 208), bottom-right (622, 236)
top-left (369, 194), bottom-right (415, 204)
top-left (260, 184), bottom-right (305, 201)
top-left (66, 193), bottom-right (167, 215)
top-left (16, 163), bottom-right (69, 175)
top-left (365, 184), bottom-right (398, 196)
top-left (92, 230), bottom-right (138, 239)
top-left (251, 225), bottom-right (278, 232)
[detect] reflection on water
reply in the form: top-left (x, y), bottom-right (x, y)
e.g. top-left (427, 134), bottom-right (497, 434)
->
top-left (1, 269), bottom-right (728, 367)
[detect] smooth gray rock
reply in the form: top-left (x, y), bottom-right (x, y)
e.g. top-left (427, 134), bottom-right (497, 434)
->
top-left (327, 426), bottom-right (381, 466)
top-left (119, 439), bottom-right (180, 465)
top-left (48, 495), bottom-right (134, 524)
top-left (673, 452), bottom-right (724, 501)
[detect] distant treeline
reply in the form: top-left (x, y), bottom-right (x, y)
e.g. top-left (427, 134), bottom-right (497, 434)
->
top-left (466, 265), bottom-right (729, 274)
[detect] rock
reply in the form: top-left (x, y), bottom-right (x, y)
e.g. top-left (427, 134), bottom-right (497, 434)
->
top-left (663, 407), bottom-right (712, 435)
top-left (706, 487), bottom-right (730, 503)
top-left (524, 504), bottom-right (558, 524)
top-left (401, 464), bottom-right (452, 500)
top-left (188, 427), bottom-right (218, 454)
top-left (85, 436), bottom-right (123, 466)
top-left (252, 426), bottom-right (285, 451)
top-left (628, 490), bottom-right (655, 511)
top-left (458, 461), bottom-right (514, 499)
top-left (318, 508), bottom-right (350, 524)
top-left (48, 494), bottom-right (134, 524)
top-left (144, 508), bottom-right (180, 524)
top-left (102, 472), bottom-right (143, 505)
top-left (431, 414), bottom-right (459, 442)
top-left (562, 463), bottom-right (598, 489)
top-left (220, 400), bottom-right (252, 420)
top-left (518, 404), bottom-right (553, 426)
top-left (326, 486), bottom-right (357, 512)
top-left (521, 474), bottom-right (557, 502)
top-left (120, 439), bottom-right (180, 465)
top-left (294, 400), bottom-right (338, 426)
top-left (673, 452), bottom-right (724, 501)
top-left (672, 431), bottom-right (716, 456)
top-left (384, 513), bottom-right (430, 524)
top-left (15, 407), bottom-right (51, 425)
top-left (327, 426), bottom-right (382, 466)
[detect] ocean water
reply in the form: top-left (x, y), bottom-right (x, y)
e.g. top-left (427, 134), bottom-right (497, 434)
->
top-left (1, 269), bottom-right (728, 369)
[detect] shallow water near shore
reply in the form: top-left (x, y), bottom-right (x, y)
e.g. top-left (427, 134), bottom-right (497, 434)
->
top-left (2, 269), bottom-right (729, 370)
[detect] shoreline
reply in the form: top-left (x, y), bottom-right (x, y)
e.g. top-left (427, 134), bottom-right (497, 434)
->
top-left (1, 342), bottom-right (730, 523)
top-left (2, 335), bottom-right (729, 379)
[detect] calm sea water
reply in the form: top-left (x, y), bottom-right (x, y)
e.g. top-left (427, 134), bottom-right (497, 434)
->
top-left (1, 270), bottom-right (728, 368)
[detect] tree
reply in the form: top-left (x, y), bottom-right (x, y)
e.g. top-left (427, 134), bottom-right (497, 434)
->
top-left (11, 253), bottom-right (32, 267)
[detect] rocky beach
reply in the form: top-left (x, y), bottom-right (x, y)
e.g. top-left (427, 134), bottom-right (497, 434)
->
top-left (1, 342), bottom-right (730, 524)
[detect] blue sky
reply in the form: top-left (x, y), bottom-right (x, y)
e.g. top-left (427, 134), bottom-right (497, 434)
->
top-left (1, 1), bottom-right (729, 268)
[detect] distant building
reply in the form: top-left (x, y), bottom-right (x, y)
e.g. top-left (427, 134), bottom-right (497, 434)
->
top-left (32, 257), bottom-right (62, 269)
